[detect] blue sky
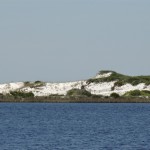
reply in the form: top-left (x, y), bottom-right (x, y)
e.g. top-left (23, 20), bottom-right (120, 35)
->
top-left (0, 0), bottom-right (150, 83)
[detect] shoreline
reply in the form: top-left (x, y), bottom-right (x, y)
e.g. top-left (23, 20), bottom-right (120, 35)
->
top-left (0, 97), bottom-right (150, 103)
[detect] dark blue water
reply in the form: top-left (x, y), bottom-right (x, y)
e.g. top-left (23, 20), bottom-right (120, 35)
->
top-left (0, 103), bottom-right (150, 150)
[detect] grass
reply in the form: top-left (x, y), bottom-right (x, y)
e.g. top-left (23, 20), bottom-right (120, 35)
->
top-left (123, 90), bottom-right (150, 97)
top-left (87, 71), bottom-right (150, 86)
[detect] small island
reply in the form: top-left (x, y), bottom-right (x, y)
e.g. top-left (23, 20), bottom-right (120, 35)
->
top-left (0, 70), bottom-right (150, 102)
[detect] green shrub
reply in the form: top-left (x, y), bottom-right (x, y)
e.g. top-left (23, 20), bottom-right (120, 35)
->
top-left (130, 90), bottom-right (141, 96)
top-left (142, 90), bottom-right (150, 94)
top-left (10, 91), bottom-right (34, 98)
top-left (99, 70), bottom-right (115, 74)
top-left (67, 89), bottom-right (91, 97)
top-left (124, 90), bottom-right (141, 97)
top-left (24, 81), bottom-right (45, 88)
top-left (110, 93), bottom-right (120, 98)
top-left (24, 81), bottom-right (30, 84)
top-left (34, 81), bottom-right (42, 84)
top-left (124, 90), bottom-right (150, 97)
top-left (114, 81), bottom-right (124, 87)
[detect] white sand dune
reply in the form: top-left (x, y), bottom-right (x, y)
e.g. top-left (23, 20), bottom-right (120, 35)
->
top-left (0, 72), bottom-right (150, 97)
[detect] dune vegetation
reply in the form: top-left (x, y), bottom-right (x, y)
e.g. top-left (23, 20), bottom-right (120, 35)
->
top-left (87, 70), bottom-right (150, 86)
top-left (0, 70), bottom-right (150, 102)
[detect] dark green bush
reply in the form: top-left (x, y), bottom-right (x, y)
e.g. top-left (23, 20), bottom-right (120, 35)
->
top-left (130, 90), bottom-right (141, 96)
top-left (124, 90), bottom-right (150, 97)
top-left (110, 93), bottom-right (120, 98)
top-left (24, 81), bottom-right (45, 88)
top-left (114, 81), bottom-right (124, 87)
top-left (142, 90), bottom-right (150, 94)
top-left (10, 91), bottom-right (34, 98)
top-left (99, 70), bottom-right (115, 74)
top-left (34, 81), bottom-right (42, 84)
top-left (124, 90), bottom-right (141, 97)
top-left (67, 89), bottom-right (91, 97)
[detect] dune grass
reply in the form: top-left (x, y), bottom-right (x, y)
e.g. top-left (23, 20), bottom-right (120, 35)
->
top-left (87, 71), bottom-right (150, 86)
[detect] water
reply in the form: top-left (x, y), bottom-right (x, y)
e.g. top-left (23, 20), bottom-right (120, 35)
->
top-left (0, 103), bottom-right (150, 150)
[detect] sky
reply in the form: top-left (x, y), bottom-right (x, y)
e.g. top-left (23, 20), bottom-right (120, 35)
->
top-left (0, 0), bottom-right (150, 83)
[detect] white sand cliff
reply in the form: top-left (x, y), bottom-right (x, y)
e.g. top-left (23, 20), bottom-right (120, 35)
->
top-left (0, 71), bottom-right (150, 97)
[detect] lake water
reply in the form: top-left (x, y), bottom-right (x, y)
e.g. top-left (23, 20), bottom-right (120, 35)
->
top-left (0, 103), bottom-right (150, 150)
